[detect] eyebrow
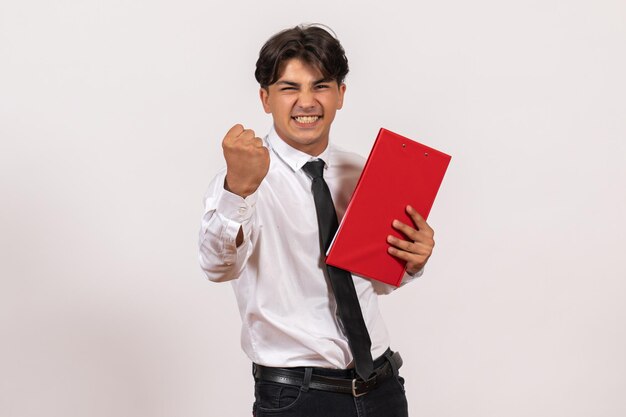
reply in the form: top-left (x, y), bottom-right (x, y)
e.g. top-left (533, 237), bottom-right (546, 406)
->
top-left (275, 78), bottom-right (332, 87)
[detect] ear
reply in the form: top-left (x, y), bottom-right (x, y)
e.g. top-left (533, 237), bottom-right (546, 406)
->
top-left (259, 87), bottom-right (271, 114)
top-left (337, 83), bottom-right (347, 110)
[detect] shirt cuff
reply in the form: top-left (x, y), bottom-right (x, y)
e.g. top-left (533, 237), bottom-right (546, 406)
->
top-left (399, 267), bottom-right (424, 286)
top-left (215, 188), bottom-right (257, 223)
top-left (215, 188), bottom-right (258, 252)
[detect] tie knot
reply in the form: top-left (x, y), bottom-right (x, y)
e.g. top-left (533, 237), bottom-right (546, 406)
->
top-left (302, 159), bottom-right (326, 179)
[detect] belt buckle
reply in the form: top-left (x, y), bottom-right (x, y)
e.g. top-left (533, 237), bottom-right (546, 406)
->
top-left (352, 373), bottom-right (378, 398)
top-left (351, 378), bottom-right (367, 397)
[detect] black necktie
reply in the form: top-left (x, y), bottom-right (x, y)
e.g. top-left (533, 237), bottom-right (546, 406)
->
top-left (302, 159), bottom-right (374, 380)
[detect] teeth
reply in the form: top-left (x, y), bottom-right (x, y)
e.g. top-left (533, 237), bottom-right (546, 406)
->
top-left (294, 116), bottom-right (320, 124)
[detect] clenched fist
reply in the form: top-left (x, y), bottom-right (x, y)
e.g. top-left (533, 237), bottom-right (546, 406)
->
top-left (222, 124), bottom-right (270, 198)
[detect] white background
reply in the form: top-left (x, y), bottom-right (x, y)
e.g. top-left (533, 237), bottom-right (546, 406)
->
top-left (1, 1), bottom-right (625, 416)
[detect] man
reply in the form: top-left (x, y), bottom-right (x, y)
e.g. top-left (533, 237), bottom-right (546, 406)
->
top-left (199, 24), bottom-right (435, 417)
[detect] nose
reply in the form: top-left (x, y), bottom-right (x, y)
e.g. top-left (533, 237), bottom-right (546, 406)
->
top-left (296, 88), bottom-right (317, 110)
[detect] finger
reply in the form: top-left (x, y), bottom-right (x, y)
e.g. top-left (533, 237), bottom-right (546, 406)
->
top-left (391, 219), bottom-right (420, 241)
top-left (252, 137), bottom-right (265, 148)
top-left (410, 241), bottom-right (434, 256)
top-left (391, 221), bottom-right (435, 248)
top-left (387, 245), bottom-right (427, 262)
top-left (387, 235), bottom-right (413, 252)
top-left (237, 128), bottom-right (256, 140)
top-left (226, 124), bottom-right (244, 138)
top-left (223, 125), bottom-right (246, 149)
top-left (387, 235), bottom-right (433, 256)
top-left (259, 145), bottom-right (270, 160)
top-left (406, 205), bottom-right (434, 235)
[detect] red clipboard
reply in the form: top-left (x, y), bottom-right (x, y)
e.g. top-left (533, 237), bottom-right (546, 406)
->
top-left (326, 128), bottom-right (451, 286)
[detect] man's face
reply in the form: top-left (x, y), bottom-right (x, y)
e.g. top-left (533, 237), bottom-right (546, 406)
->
top-left (260, 58), bottom-right (346, 156)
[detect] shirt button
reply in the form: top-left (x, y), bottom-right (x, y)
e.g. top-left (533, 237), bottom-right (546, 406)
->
top-left (238, 207), bottom-right (246, 215)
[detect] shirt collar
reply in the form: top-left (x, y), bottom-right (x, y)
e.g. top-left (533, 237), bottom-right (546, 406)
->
top-left (266, 125), bottom-right (333, 172)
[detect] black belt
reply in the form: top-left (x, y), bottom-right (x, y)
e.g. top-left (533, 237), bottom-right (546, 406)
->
top-left (253, 351), bottom-right (403, 397)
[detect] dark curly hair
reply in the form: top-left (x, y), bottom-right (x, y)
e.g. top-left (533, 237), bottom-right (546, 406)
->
top-left (255, 24), bottom-right (349, 89)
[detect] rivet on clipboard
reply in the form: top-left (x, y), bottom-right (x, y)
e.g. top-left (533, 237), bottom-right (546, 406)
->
top-left (402, 143), bottom-right (406, 148)
top-left (424, 152), bottom-right (429, 157)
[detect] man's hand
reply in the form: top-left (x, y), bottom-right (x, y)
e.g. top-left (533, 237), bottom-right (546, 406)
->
top-left (222, 124), bottom-right (270, 198)
top-left (386, 205), bottom-right (435, 275)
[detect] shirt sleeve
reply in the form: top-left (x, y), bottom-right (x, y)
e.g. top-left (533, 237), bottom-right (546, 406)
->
top-left (369, 267), bottom-right (424, 295)
top-left (198, 171), bottom-right (258, 282)
top-left (399, 267), bottom-right (424, 286)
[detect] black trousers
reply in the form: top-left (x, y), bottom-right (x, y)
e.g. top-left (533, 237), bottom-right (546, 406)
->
top-left (252, 351), bottom-right (409, 417)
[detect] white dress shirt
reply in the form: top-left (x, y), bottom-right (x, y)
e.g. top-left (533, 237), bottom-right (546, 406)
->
top-left (198, 126), bottom-right (420, 368)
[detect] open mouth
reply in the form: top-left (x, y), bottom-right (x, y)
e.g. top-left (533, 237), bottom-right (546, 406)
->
top-left (292, 115), bottom-right (322, 125)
